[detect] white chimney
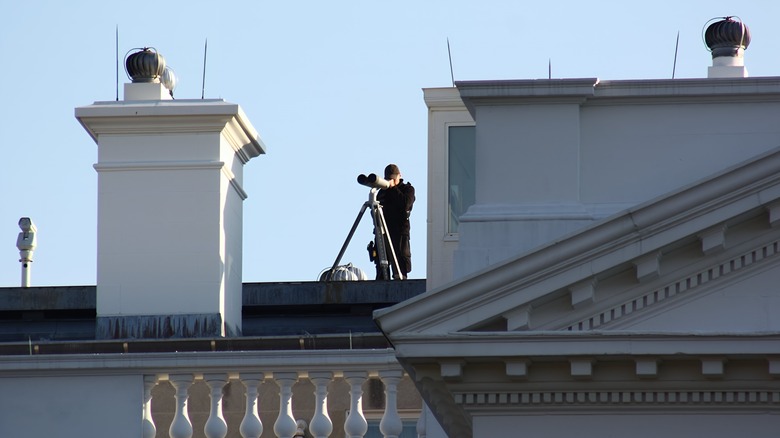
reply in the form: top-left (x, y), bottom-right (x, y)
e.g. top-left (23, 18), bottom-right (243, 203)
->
top-left (75, 48), bottom-right (266, 338)
top-left (705, 17), bottom-right (751, 79)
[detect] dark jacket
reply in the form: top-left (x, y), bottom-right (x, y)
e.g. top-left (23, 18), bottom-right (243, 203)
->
top-left (378, 180), bottom-right (415, 238)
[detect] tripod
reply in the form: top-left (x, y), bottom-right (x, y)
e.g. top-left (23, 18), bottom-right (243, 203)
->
top-left (325, 187), bottom-right (403, 281)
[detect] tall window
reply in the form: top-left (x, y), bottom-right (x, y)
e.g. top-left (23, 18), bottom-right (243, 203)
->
top-left (448, 125), bottom-right (476, 234)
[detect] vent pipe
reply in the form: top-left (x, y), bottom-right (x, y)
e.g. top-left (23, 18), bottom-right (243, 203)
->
top-left (705, 17), bottom-right (751, 78)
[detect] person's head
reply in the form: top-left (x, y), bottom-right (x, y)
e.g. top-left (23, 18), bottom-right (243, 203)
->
top-left (384, 164), bottom-right (401, 185)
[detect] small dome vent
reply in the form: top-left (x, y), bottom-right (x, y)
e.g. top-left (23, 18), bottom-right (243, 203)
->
top-left (319, 263), bottom-right (368, 281)
top-left (125, 47), bottom-right (166, 83)
top-left (704, 17), bottom-right (751, 59)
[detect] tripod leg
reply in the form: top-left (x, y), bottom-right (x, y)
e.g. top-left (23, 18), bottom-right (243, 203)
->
top-left (325, 202), bottom-right (370, 281)
top-left (371, 205), bottom-right (392, 280)
top-left (374, 205), bottom-right (404, 280)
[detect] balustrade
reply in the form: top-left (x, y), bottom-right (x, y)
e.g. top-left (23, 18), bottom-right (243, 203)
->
top-left (0, 347), bottom-right (422, 438)
top-left (138, 349), bottom-right (421, 438)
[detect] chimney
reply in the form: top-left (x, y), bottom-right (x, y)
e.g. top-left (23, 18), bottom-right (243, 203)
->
top-left (705, 17), bottom-right (751, 78)
top-left (75, 48), bottom-right (266, 339)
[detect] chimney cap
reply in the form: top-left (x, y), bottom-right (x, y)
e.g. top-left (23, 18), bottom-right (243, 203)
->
top-left (704, 17), bottom-right (751, 59)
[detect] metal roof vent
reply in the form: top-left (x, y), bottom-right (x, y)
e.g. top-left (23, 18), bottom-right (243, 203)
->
top-left (125, 47), bottom-right (166, 83)
top-left (704, 17), bottom-right (750, 78)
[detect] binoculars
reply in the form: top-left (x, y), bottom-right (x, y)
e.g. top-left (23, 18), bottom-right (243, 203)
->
top-left (357, 173), bottom-right (390, 189)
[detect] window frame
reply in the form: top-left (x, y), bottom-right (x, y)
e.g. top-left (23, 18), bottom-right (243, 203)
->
top-left (445, 122), bottom-right (476, 238)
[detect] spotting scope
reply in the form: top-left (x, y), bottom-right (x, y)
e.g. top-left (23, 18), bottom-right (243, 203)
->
top-left (357, 173), bottom-right (391, 189)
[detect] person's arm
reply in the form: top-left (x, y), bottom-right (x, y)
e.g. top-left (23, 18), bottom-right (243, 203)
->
top-left (401, 181), bottom-right (415, 213)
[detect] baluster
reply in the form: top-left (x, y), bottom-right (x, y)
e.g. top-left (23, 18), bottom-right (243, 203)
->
top-left (379, 371), bottom-right (403, 438)
top-left (308, 371), bottom-right (333, 438)
top-left (169, 374), bottom-right (194, 438)
top-left (239, 373), bottom-right (264, 438)
top-left (142, 375), bottom-right (157, 438)
top-left (416, 405), bottom-right (427, 438)
top-left (273, 372), bottom-right (299, 438)
top-left (203, 374), bottom-right (228, 438)
top-left (343, 371), bottom-right (368, 438)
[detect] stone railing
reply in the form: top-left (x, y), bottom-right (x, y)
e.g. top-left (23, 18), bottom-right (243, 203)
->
top-left (0, 348), bottom-right (425, 438)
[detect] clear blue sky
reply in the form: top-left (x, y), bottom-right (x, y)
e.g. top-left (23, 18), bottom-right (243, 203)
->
top-left (1, 1), bottom-right (778, 287)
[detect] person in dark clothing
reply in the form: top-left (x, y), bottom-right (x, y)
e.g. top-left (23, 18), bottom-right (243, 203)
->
top-left (377, 164), bottom-right (415, 279)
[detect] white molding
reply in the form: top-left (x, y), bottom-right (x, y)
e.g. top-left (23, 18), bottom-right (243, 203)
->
top-left (634, 252), bottom-right (661, 283)
top-left (503, 305), bottom-right (532, 331)
top-left (390, 333), bottom-right (780, 359)
top-left (92, 160), bottom-right (248, 200)
top-left (565, 237), bottom-right (780, 331)
top-left (570, 279), bottom-right (596, 309)
top-left (454, 390), bottom-right (780, 407)
top-left (75, 99), bottom-right (265, 157)
top-left (0, 348), bottom-right (401, 377)
top-left (700, 225), bottom-right (728, 255)
top-left (93, 160), bottom-right (224, 172)
top-left (635, 359), bottom-right (659, 378)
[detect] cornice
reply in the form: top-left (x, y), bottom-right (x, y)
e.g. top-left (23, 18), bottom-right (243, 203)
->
top-left (423, 87), bottom-right (468, 111)
top-left (75, 99), bottom-right (265, 158)
top-left (0, 348), bottom-right (400, 378)
top-left (453, 77), bottom-right (780, 111)
top-left (391, 332), bottom-right (780, 359)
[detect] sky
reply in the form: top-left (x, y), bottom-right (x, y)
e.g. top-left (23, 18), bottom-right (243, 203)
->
top-left (1, 1), bottom-right (779, 287)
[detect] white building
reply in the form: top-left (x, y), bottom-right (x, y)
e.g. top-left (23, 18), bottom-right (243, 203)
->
top-left (2, 16), bottom-right (779, 438)
top-left (376, 17), bottom-right (780, 438)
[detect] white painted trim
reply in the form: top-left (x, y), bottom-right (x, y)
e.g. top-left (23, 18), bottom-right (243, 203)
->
top-left (455, 390), bottom-right (780, 407)
top-left (93, 160), bottom-right (248, 200)
top-left (390, 332), bottom-right (780, 358)
top-left (0, 348), bottom-right (400, 377)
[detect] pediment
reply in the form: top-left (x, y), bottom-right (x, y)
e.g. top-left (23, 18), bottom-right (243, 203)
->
top-left (526, 225), bottom-right (780, 333)
top-left (375, 147), bottom-right (780, 339)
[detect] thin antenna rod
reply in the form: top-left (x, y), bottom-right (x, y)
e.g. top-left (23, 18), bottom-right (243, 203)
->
top-left (115, 25), bottom-right (119, 101)
top-left (548, 58), bottom-right (551, 79)
top-left (201, 38), bottom-right (208, 99)
top-left (672, 30), bottom-right (680, 79)
top-left (447, 38), bottom-right (455, 87)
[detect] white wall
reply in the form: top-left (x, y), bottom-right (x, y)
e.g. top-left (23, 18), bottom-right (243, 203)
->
top-left (0, 375), bottom-right (141, 438)
top-left (424, 88), bottom-right (474, 290)
top-left (428, 78), bottom-right (780, 283)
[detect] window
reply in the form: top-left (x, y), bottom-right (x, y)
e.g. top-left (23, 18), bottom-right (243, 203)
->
top-left (448, 125), bottom-right (476, 234)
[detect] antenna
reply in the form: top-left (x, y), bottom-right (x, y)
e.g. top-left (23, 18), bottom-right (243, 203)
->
top-left (115, 25), bottom-right (119, 101)
top-left (447, 38), bottom-right (455, 87)
top-left (548, 58), bottom-right (551, 79)
top-left (201, 38), bottom-right (208, 99)
top-left (672, 30), bottom-right (680, 79)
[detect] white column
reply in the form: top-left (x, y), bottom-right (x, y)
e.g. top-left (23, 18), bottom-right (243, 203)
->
top-left (343, 371), bottom-right (368, 438)
top-left (273, 372), bottom-right (299, 438)
top-left (379, 371), bottom-right (403, 438)
top-left (142, 375), bottom-right (157, 438)
top-left (239, 373), bottom-right (264, 438)
top-left (169, 374), bottom-right (194, 438)
top-left (204, 374), bottom-right (228, 438)
top-left (308, 372), bottom-right (333, 438)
